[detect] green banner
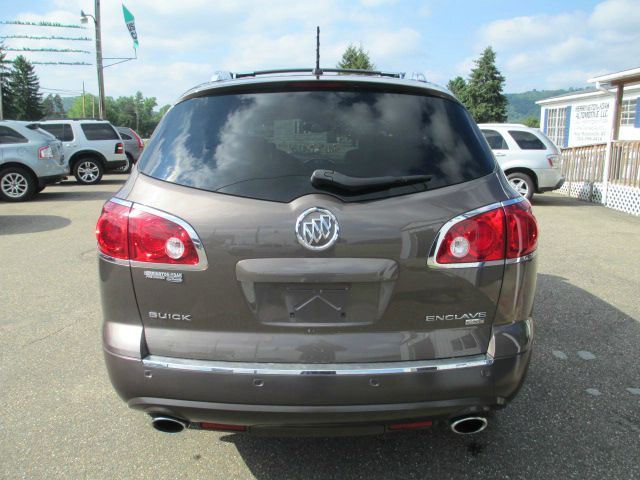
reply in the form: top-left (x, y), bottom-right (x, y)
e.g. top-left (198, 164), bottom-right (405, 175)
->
top-left (122, 4), bottom-right (138, 49)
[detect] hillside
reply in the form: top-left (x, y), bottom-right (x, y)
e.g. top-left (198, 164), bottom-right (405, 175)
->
top-left (506, 88), bottom-right (585, 123)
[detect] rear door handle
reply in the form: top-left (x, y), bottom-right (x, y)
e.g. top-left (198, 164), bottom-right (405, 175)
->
top-left (494, 152), bottom-right (506, 157)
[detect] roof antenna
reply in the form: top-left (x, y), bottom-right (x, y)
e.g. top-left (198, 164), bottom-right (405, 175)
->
top-left (313, 26), bottom-right (322, 76)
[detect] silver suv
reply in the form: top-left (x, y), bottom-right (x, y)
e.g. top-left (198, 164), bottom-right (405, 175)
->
top-left (0, 120), bottom-right (67, 202)
top-left (479, 123), bottom-right (565, 200)
top-left (97, 69), bottom-right (538, 436)
top-left (39, 120), bottom-right (127, 185)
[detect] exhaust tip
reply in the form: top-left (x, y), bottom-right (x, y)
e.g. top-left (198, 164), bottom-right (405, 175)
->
top-left (449, 416), bottom-right (488, 435)
top-left (151, 416), bottom-right (187, 433)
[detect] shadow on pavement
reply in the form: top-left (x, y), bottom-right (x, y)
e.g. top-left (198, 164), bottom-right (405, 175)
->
top-left (0, 215), bottom-right (71, 235)
top-left (220, 274), bottom-right (640, 480)
top-left (532, 194), bottom-right (595, 207)
top-left (33, 190), bottom-right (117, 202)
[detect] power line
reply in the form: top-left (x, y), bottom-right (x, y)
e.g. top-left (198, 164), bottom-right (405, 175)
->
top-left (5, 47), bottom-right (91, 54)
top-left (0, 35), bottom-right (91, 41)
top-left (0, 20), bottom-right (86, 29)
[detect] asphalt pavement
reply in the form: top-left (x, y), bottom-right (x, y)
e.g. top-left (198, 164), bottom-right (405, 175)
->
top-left (0, 177), bottom-right (639, 479)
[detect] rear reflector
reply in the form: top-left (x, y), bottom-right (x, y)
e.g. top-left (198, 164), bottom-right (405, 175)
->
top-left (388, 420), bottom-right (433, 430)
top-left (433, 199), bottom-right (537, 265)
top-left (199, 422), bottom-right (247, 432)
top-left (96, 200), bottom-right (201, 265)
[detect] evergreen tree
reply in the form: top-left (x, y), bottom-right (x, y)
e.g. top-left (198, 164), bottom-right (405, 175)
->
top-left (447, 76), bottom-right (468, 104)
top-left (41, 93), bottom-right (66, 119)
top-left (0, 43), bottom-right (15, 119)
top-left (337, 44), bottom-right (375, 70)
top-left (464, 47), bottom-right (507, 123)
top-left (9, 55), bottom-right (43, 120)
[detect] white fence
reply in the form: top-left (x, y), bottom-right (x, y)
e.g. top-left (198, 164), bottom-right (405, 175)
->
top-left (558, 141), bottom-right (640, 216)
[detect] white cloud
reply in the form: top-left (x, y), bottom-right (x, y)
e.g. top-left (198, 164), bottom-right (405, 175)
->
top-left (475, 0), bottom-right (640, 91)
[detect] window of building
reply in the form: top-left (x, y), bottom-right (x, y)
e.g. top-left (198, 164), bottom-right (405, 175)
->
top-left (545, 107), bottom-right (566, 147)
top-left (620, 99), bottom-right (636, 126)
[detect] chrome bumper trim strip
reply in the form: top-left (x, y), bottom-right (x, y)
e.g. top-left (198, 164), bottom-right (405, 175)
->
top-left (142, 354), bottom-right (494, 376)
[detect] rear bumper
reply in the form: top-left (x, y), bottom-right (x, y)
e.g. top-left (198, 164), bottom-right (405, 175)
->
top-left (104, 160), bottom-right (128, 170)
top-left (38, 174), bottom-right (67, 187)
top-left (534, 168), bottom-right (565, 192)
top-left (103, 319), bottom-right (532, 431)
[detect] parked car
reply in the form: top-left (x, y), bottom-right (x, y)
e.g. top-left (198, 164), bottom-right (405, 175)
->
top-left (478, 123), bottom-right (565, 200)
top-left (38, 119), bottom-right (127, 185)
top-left (97, 69), bottom-right (538, 436)
top-left (115, 126), bottom-right (145, 173)
top-left (0, 120), bottom-right (67, 202)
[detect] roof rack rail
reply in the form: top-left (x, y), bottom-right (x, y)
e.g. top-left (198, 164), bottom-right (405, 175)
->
top-left (234, 68), bottom-right (405, 79)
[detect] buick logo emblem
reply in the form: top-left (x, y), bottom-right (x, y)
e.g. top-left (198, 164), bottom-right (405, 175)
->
top-left (295, 207), bottom-right (339, 251)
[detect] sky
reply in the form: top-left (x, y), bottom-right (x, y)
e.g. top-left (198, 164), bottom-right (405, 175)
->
top-left (1, 0), bottom-right (639, 107)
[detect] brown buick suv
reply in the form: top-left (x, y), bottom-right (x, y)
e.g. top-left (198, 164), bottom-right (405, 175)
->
top-left (97, 68), bottom-right (537, 436)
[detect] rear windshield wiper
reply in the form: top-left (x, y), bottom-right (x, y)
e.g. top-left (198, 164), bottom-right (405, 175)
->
top-left (311, 169), bottom-right (432, 193)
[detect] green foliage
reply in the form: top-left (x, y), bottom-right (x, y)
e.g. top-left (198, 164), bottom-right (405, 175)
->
top-left (523, 116), bottom-right (540, 128)
top-left (8, 55), bottom-right (43, 120)
top-left (447, 76), bottom-right (468, 104)
top-left (0, 43), bottom-right (16, 119)
top-left (505, 88), bottom-right (583, 123)
top-left (41, 93), bottom-right (65, 119)
top-left (337, 44), bottom-right (375, 70)
top-left (66, 93), bottom-right (97, 118)
top-left (66, 91), bottom-right (165, 137)
top-left (463, 47), bottom-right (507, 123)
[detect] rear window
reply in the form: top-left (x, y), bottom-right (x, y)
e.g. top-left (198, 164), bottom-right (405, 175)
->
top-left (81, 123), bottom-right (119, 141)
top-left (119, 132), bottom-right (132, 140)
top-left (138, 89), bottom-right (495, 203)
top-left (481, 129), bottom-right (508, 150)
top-left (40, 123), bottom-right (74, 142)
top-left (508, 130), bottom-right (546, 150)
top-left (0, 126), bottom-right (28, 144)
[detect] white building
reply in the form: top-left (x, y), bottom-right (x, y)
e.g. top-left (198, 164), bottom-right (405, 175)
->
top-left (536, 67), bottom-right (640, 216)
top-left (537, 68), bottom-right (640, 148)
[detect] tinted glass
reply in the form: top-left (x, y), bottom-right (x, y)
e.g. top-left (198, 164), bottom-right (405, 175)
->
top-left (139, 90), bottom-right (495, 203)
top-left (81, 123), bottom-right (119, 140)
top-left (119, 132), bottom-right (132, 140)
top-left (40, 123), bottom-right (74, 142)
top-left (508, 130), bottom-right (546, 150)
top-left (0, 126), bottom-right (28, 144)
top-left (481, 129), bottom-right (509, 150)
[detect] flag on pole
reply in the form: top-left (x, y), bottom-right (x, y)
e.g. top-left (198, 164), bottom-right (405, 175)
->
top-left (122, 4), bottom-right (139, 49)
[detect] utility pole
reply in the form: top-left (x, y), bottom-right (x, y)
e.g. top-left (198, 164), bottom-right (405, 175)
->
top-left (95, 0), bottom-right (105, 119)
top-left (82, 81), bottom-right (86, 117)
top-left (0, 75), bottom-right (3, 120)
top-left (81, 0), bottom-right (106, 119)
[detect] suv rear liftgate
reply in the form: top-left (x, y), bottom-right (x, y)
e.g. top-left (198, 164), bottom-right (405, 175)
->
top-left (99, 78), bottom-right (537, 433)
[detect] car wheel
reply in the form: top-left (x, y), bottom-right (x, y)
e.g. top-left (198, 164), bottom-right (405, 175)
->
top-left (115, 155), bottom-right (132, 174)
top-left (0, 167), bottom-right (37, 202)
top-left (74, 158), bottom-right (104, 185)
top-left (507, 172), bottom-right (534, 201)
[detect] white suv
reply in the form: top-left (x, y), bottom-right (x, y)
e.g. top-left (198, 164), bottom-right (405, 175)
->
top-left (479, 124), bottom-right (564, 200)
top-left (39, 120), bottom-right (127, 185)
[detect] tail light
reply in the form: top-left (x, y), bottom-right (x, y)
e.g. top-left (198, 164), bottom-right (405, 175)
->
top-left (96, 199), bottom-right (205, 267)
top-left (547, 154), bottom-right (560, 167)
top-left (131, 130), bottom-right (144, 150)
top-left (38, 145), bottom-right (54, 159)
top-left (115, 142), bottom-right (124, 154)
top-left (431, 199), bottom-right (537, 266)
